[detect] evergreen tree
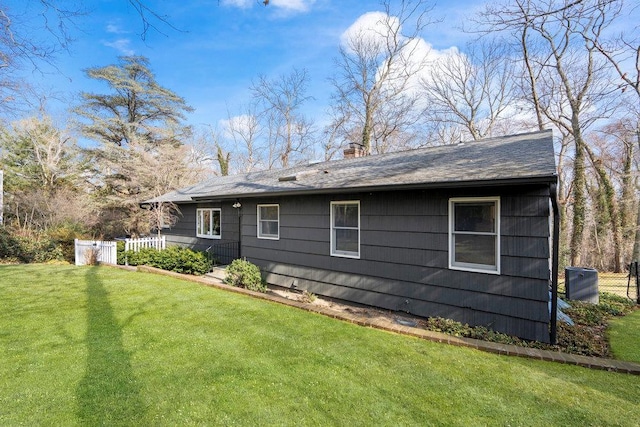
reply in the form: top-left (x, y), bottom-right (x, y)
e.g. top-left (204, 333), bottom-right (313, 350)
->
top-left (76, 56), bottom-right (199, 237)
top-left (77, 55), bottom-right (192, 148)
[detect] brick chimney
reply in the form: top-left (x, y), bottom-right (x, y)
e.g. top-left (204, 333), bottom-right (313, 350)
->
top-left (343, 143), bottom-right (367, 159)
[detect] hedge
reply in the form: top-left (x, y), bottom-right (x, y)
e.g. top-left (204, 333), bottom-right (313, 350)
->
top-left (120, 246), bottom-right (211, 275)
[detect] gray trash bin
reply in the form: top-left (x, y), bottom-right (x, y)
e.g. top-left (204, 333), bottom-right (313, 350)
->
top-left (565, 267), bottom-right (599, 304)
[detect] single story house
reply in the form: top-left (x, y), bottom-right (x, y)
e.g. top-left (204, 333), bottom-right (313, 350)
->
top-left (149, 130), bottom-right (559, 343)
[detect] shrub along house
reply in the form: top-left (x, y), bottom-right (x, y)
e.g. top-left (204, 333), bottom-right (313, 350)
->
top-left (148, 130), bottom-right (559, 343)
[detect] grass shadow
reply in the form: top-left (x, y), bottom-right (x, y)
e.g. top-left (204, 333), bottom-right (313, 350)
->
top-left (76, 267), bottom-right (146, 425)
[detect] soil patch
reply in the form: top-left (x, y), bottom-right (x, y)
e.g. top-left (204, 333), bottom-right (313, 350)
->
top-left (268, 287), bottom-right (424, 328)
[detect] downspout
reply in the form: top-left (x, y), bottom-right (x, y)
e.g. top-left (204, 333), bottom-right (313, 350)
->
top-left (550, 182), bottom-right (560, 345)
top-left (233, 199), bottom-right (242, 260)
top-left (238, 203), bottom-right (242, 259)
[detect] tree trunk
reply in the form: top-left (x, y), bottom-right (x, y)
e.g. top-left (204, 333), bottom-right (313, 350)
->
top-left (620, 140), bottom-right (634, 266)
top-left (633, 130), bottom-right (640, 261)
top-left (521, 25), bottom-right (545, 131)
top-left (633, 201), bottom-right (640, 262)
top-left (361, 103), bottom-right (373, 154)
top-left (570, 136), bottom-right (587, 267)
top-left (585, 143), bottom-right (622, 272)
top-left (216, 144), bottom-right (230, 176)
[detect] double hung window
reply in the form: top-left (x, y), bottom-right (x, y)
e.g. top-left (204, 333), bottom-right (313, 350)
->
top-left (449, 197), bottom-right (500, 274)
top-left (331, 201), bottom-right (360, 258)
top-left (257, 204), bottom-right (279, 240)
top-left (196, 208), bottom-right (221, 239)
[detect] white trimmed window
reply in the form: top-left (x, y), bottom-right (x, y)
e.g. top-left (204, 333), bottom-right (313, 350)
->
top-left (257, 204), bottom-right (279, 240)
top-left (449, 197), bottom-right (500, 274)
top-left (331, 201), bottom-right (360, 258)
top-left (196, 208), bottom-right (221, 239)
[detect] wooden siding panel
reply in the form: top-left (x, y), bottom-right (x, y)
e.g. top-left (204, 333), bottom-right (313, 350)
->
top-left (244, 236), bottom-right (327, 255)
top-left (364, 215), bottom-right (447, 233)
top-left (280, 227), bottom-right (327, 242)
top-left (245, 246), bottom-right (549, 301)
top-left (263, 268), bottom-right (549, 341)
top-left (169, 184), bottom-right (553, 342)
top-left (261, 262), bottom-right (548, 321)
top-left (279, 214), bottom-right (328, 228)
top-left (502, 236), bottom-right (550, 258)
top-left (502, 195), bottom-right (550, 217)
top-left (165, 235), bottom-right (198, 248)
top-left (362, 230), bottom-right (447, 251)
top-left (363, 247), bottom-right (448, 268)
top-left (249, 252), bottom-right (548, 303)
top-left (502, 216), bottom-right (550, 238)
top-left (501, 256), bottom-right (550, 280)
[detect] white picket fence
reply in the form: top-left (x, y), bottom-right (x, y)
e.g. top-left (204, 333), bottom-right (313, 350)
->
top-left (124, 236), bottom-right (166, 252)
top-left (74, 236), bottom-right (166, 266)
top-left (74, 239), bottom-right (118, 266)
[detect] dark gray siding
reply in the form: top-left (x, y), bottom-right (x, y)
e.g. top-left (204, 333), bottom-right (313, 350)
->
top-left (164, 185), bottom-right (552, 342)
top-left (244, 186), bottom-right (551, 342)
top-left (163, 201), bottom-right (240, 254)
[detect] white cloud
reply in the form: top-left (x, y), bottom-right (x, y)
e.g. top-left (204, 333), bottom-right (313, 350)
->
top-left (416, 43), bottom-right (460, 85)
top-left (103, 23), bottom-right (134, 55)
top-left (220, 0), bottom-right (253, 9)
top-left (221, 0), bottom-right (314, 13)
top-left (103, 38), bottom-right (135, 56)
top-left (106, 23), bottom-right (127, 34)
top-left (219, 114), bottom-right (259, 139)
top-left (340, 11), bottom-right (400, 51)
top-left (269, 0), bottom-right (314, 12)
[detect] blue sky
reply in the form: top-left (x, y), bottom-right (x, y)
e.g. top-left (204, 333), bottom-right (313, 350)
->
top-left (14, 0), bottom-right (486, 132)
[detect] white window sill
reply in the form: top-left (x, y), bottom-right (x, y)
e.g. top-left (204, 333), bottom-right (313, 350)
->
top-left (449, 264), bottom-right (500, 275)
top-left (331, 252), bottom-right (360, 259)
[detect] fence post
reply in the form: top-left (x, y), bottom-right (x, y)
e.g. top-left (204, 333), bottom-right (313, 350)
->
top-left (109, 242), bottom-right (117, 265)
top-left (74, 239), bottom-right (80, 266)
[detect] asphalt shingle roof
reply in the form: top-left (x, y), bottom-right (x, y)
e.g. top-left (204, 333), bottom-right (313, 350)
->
top-left (149, 130), bottom-right (556, 203)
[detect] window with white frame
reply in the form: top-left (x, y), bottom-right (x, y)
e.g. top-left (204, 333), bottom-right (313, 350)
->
top-left (449, 197), bottom-right (500, 274)
top-left (257, 204), bottom-right (279, 240)
top-left (331, 201), bottom-right (360, 258)
top-left (196, 208), bottom-right (221, 239)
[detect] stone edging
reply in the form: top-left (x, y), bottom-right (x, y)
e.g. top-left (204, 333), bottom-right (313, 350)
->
top-left (133, 265), bottom-right (640, 375)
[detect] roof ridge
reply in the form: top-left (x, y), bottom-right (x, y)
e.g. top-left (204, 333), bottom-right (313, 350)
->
top-left (216, 129), bottom-right (555, 181)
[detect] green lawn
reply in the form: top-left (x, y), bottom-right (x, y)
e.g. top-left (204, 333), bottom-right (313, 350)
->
top-left (609, 309), bottom-right (640, 363)
top-left (1, 264), bottom-right (639, 426)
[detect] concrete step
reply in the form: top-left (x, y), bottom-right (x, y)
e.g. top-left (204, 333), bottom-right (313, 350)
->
top-left (206, 266), bottom-right (227, 282)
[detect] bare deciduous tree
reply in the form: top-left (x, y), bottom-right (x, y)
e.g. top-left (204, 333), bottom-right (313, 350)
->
top-left (421, 41), bottom-right (518, 142)
top-left (329, 0), bottom-right (435, 154)
top-left (137, 140), bottom-right (206, 236)
top-left (224, 107), bottom-right (263, 173)
top-left (0, 115), bottom-right (93, 231)
top-left (93, 134), bottom-right (206, 237)
top-left (477, 0), bottom-right (621, 267)
top-left (584, 2), bottom-right (640, 262)
top-left (251, 68), bottom-right (314, 168)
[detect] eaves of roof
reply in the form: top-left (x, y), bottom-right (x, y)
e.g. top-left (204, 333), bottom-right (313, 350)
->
top-left (190, 175), bottom-right (557, 202)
